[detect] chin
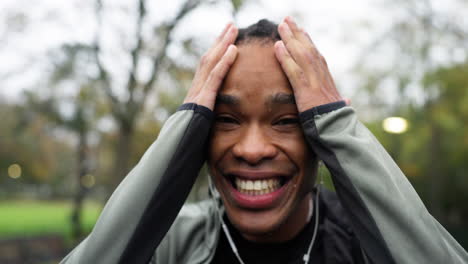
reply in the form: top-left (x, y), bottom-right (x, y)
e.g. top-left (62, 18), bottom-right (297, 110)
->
top-left (226, 207), bottom-right (288, 236)
top-left (221, 188), bottom-right (313, 242)
top-left (208, 160), bottom-right (316, 242)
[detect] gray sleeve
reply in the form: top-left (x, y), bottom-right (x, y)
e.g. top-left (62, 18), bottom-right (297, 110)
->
top-left (300, 102), bottom-right (468, 264)
top-left (60, 103), bottom-right (213, 264)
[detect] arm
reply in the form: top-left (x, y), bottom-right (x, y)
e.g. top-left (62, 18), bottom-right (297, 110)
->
top-left (61, 104), bottom-right (212, 264)
top-left (275, 16), bottom-right (468, 264)
top-left (61, 23), bottom-right (238, 264)
top-left (300, 102), bottom-right (468, 263)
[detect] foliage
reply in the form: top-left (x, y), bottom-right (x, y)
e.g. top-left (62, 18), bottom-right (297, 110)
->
top-left (353, 0), bottom-right (468, 246)
top-left (0, 102), bottom-right (74, 189)
top-left (365, 62), bottom-right (468, 247)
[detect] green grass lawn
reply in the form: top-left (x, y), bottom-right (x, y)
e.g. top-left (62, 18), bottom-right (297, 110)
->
top-left (0, 200), bottom-right (102, 241)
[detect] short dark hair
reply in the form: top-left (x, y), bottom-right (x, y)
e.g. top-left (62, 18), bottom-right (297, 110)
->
top-left (235, 19), bottom-right (280, 45)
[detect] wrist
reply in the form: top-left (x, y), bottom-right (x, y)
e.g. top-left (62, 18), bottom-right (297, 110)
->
top-left (298, 100), bottom-right (346, 123)
top-left (183, 90), bottom-right (217, 111)
top-left (294, 88), bottom-right (343, 113)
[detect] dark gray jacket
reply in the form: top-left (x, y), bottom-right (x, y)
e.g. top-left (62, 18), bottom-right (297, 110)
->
top-left (61, 102), bottom-right (468, 264)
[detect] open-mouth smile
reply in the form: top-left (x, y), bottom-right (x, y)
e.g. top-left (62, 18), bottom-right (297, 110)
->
top-left (225, 173), bottom-right (290, 195)
top-left (223, 172), bottom-right (293, 209)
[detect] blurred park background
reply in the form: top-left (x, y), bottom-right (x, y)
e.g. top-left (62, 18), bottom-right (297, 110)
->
top-left (1, 0), bottom-right (467, 263)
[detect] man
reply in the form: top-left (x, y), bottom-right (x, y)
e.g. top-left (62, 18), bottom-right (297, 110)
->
top-left (61, 18), bottom-right (468, 264)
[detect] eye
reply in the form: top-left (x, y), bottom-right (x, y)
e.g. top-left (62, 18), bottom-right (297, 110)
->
top-left (215, 115), bottom-right (239, 124)
top-left (274, 117), bottom-right (299, 126)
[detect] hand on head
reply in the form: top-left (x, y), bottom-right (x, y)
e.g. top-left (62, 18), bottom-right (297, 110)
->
top-left (274, 16), bottom-right (343, 112)
top-left (184, 17), bottom-right (344, 112)
top-left (183, 23), bottom-right (239, 110)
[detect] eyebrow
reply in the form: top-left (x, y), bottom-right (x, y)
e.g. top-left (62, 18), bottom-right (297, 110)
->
top-left (267, 93), bottom-right (296, 105)
top-left (216, 94), bottom-right (240, 105)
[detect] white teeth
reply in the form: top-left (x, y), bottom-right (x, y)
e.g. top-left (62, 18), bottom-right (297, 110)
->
top-left (261, 180), bottom-right (268, 189)
top-left (254, 181), bottom-right (261, 190)
top-left (234, 177), bottom-right (282, 196)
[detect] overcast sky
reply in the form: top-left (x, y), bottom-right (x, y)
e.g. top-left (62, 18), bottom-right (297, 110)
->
top-left (0, 0), bottom-right (466, 108)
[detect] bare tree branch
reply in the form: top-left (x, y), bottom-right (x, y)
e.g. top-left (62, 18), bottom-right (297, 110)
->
top-left (93, 0), bottom-right (121, 119)
top-left (142, 0), bottom-right (202, 101)
top-left (126, 0), bottom-right (146, 107)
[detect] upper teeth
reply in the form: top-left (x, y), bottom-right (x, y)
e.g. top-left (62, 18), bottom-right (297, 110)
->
top-left (235, 178), bottom-right (280, 192)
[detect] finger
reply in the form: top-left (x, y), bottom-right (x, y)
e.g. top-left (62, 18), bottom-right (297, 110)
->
top-left (284, 17), bottom-right (315, 49)
top-left (297, 27), bottom-right (317, 52)
top-left (197, 26), bottom-right (238, 84)
top-left (278, 21), bottom-right (296, 43)
top-left (284, 16), bottom-right (301, 39)
top-left (298, 28), bottom-right (316, 48)
top-left (274, 41), bottom-right (309, 91)
top-left (215, 22), bottom-right (233, 42)
top-left (278, 22), bottom-right (314, 69)
top-left (278, 22), bottom-right (301, 59)
top-left (207, 23), bottom-right (234, 55)
top-left (211, 25), bottom-right (238, 61)
top-left (192, 25), bottom-right (237, 93)
top-left (199, 45), bottom-right (238, 107)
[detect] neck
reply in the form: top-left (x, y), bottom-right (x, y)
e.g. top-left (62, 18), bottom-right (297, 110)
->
top-left (242, 192), bottom-right (313, 243)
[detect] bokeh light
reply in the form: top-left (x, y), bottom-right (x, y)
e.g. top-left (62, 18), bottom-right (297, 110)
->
top-left (382, 117), bottom-right (409, 134)
top-left (81, 174), bottom-right (95, 188)
top-left (8, 164), bottom-right (22, 179)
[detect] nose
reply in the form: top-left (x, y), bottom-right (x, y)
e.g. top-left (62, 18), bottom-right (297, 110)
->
top-left (232, 124), bottom-right (278, 165)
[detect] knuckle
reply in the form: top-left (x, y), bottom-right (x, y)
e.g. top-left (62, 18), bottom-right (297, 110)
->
top-left (295, 70), bottom-right (309, 86)
top-left (319, 54), bottom-right (328, 66)
top-left (299, 48), bottom-right (310, 60)
top-left (310, 52), bottom-right (321, 64)
top-left (318, 53), bottom-right (324, 61)
top-left (305, 52), bottom-right (315, 64)
top-left (310, 49), bottom-right (319, 58)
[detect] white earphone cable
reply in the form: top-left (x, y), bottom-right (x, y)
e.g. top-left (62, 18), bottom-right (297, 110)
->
top-left (210, 166), bottom-right (323, 264)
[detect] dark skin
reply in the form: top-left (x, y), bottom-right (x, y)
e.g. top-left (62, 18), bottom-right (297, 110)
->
top-left (208, 43), bottom-right (317, 242)
top-left (184, 17), bottom-right (343, 243)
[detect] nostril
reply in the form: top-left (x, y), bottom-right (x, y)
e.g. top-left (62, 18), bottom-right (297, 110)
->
top-left (234, 153), bottom-right (269, 166)
top-left (232, 142), bottom-right (277, 165)
top-left (231, 125), bottom-right (278, 163)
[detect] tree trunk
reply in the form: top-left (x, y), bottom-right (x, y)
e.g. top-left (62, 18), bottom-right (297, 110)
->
top-left (71, 129), bottom-right (88, 241)
top-left (110, 122), bottom-right (134, 192)
top-left (428, 105), bottom-right (444, 222)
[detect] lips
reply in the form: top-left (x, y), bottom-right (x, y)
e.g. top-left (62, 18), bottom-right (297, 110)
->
top-left (223, 171), bottom-right (292, 209)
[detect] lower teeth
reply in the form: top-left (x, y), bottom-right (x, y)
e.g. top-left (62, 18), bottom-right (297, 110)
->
top-left (238, 188), bottom-right (277, 196)
top-left (231, 177), bottom-right (286, 196)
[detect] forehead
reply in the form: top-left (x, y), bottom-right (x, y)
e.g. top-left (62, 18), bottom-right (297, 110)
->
top-left (219, 43), bottom-right (293, 99)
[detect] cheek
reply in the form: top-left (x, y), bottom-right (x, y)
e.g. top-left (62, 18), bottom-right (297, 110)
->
top-left (275, 133), bottom-right (310, 166)
top-left (207, 130), bottom-right (233, 166)
top-left (276, 134), bottom-right (316, 187)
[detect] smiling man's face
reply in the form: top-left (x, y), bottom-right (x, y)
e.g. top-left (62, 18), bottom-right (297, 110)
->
top-left (208, 42), bottom-right (317, 242)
